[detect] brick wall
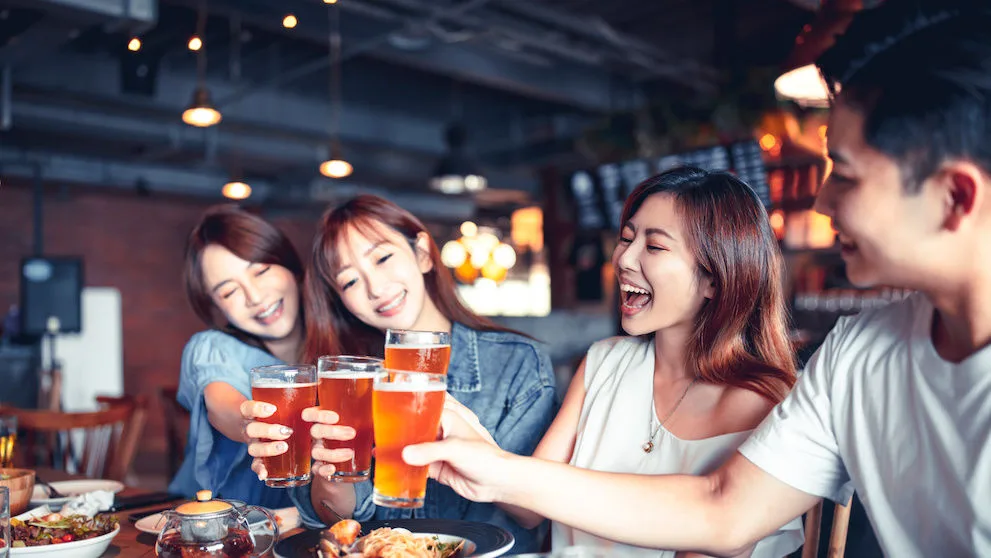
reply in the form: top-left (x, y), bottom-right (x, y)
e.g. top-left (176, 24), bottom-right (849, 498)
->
top-left (0, 182), bottom-right (316, 478)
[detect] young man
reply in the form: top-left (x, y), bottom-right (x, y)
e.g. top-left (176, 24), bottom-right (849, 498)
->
top-left (402, 1), bottom-right (991, 556)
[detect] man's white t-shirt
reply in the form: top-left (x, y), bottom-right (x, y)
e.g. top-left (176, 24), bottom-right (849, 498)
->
top-left (739, 293), bottom-right (991, 557)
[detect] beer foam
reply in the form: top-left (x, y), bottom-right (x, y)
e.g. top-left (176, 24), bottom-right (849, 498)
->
top-left (252, 378), bottom-right (318, 388)
top-left (384, 344), bottom-right (451, 350)
top-left (374, 381), bottom-right (446, 392)
top-left (319, 371), bottom-right (382, 380)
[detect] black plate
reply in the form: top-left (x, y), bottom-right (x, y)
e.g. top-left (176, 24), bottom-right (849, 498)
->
top-left (274, 518), bottom-right (515, 557)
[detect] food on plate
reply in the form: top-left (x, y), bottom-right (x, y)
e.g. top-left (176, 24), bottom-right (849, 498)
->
top-left (317, 519), bottom-right (465, 558)
top-left (9, 512), bottom-right (118, 547)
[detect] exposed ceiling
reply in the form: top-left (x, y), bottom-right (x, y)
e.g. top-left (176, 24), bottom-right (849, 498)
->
top-left (0, 0), bottom-right (812, 221)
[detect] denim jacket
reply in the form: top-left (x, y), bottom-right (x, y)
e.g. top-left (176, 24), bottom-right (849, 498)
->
top-left (168, 330), bottom-right (295, 509)
top-left (290, 321), bottom-right (559, 553)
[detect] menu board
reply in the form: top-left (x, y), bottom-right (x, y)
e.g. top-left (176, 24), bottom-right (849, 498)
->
top-left (567, 140), bottom-right (771, 231)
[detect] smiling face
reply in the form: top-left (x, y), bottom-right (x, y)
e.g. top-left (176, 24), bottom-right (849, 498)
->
top-left (331, 220), bottom-right (438, 332)
top-left (200, 243), bottom-right (301, 341)
top-left (612, 193), bottom-right (713, 336)
top-left (814, 101), bottom-right (956, 288)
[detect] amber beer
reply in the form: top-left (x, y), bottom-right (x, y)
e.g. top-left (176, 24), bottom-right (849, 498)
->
top-left (0, 416), bottom-right (15, 468)
top-left (250, 364), bottom-right (317, 488)
top-left (384, 330), bottom-right (452, 374)
top-left (372, 371), bottom-right (446, 508)
top-left (317, 356), bottom-right (383, 482)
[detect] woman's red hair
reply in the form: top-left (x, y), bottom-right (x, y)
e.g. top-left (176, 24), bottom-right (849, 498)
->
top-left (622, 168), bottom-right (796, 402)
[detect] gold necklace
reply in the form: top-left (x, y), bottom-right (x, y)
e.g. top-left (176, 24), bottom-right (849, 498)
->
top-left (642, 377), bottom-right (697, 453)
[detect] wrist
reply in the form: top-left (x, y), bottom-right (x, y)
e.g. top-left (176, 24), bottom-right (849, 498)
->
top-left (492, 449), bottom-right (526, 505)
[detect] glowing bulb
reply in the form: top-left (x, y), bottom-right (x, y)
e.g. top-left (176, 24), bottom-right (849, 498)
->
top-left (324, 0), bottom-right (338, 3)
top-left (492, 243), bottom-right (517, 269)
top-left (128, 37), bottom-right (141, 51)
top-left (460, 221), bottom-right (478, 237)
top-left (182, 106), bottom-right (222, 127)
top-left (441, 241), bottom-right (467, 268)
top-left (759, 134), bottom-right (778, 152)
top-left (188, 36), bottom-right (202, 51)
top-left (282, 14), bottom-right (297, 28)
top-left (222, 181), bottom-right (252, 200)
top-left (320, 159), bottom-right (353, 178)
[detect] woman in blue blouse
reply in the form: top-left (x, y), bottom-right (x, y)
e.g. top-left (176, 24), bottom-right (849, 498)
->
top-left (168, 205), bottom-right (305, 509)
top-left (241, 195), bottom-right (558, 552)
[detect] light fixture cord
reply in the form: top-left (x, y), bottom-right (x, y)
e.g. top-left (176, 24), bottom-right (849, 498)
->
top-left (196, 0), bottom-right (208, 86)
top-left (328, 4), bottom-right (342, 154)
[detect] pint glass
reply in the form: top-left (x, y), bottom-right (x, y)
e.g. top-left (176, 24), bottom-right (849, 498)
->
top-left (384, 330), bottom-right (451, 374)
top-left (250, 364), bottom-right (317, 487)
top-left (317, 356), bottom-right (383, 482)
top-left (372, 371), bottom-right (446, 508)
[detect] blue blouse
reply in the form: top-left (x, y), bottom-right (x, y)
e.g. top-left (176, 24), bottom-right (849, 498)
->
top-left (289, 322), bottom-right (559, 553)
top-left (168, 330), bottom-right (294, 509)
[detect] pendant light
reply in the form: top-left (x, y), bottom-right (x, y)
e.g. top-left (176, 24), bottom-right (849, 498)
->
top-left (182, 0), bottom-right (222, 127)
top-left (319, 3), bottom-right (352, 178)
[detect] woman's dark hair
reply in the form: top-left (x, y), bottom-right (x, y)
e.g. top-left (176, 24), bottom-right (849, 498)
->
top-left (622, 167), bottom-right (796, 403)
top-left (184, 205), bottom-right (305, 352)
top-left (303, 195), bottom-right (528, 361)
top-left (817, 0), bottom-right (991, 192)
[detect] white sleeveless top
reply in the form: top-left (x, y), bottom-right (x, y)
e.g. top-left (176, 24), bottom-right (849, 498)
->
top-left (551, 336), bottom-right (804, 557)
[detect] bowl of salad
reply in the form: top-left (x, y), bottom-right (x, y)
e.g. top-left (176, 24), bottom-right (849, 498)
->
top-left (9, 512), bottom-right (120, 558)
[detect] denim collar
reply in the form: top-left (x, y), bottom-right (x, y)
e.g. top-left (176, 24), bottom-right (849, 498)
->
top-left (446, 322), bottom-right (482, 393)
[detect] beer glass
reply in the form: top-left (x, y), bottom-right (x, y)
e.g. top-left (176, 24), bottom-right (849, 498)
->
top-left (372, 370), bottom-right (446, 508)
top-left (0, 417), bottom-right (15, 468)
top-left (384, 330), bottom-right (451, 374)
top-left (0, 486), bottom-right (9, 558)
top-left (317, 356), bottom-right (384, 482)
top-left (250, 364), bottom-right (317, 487)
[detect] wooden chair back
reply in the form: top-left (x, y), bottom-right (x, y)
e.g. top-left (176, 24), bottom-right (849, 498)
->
top-left (0, 398), bottom-right (141, 480)
top-left (802, 497), bottom-right (853, 558)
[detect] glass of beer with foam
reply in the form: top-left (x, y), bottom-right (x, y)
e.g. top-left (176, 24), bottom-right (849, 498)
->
top-left (372, 370), bottom-right (446, 508)
top-left (317, 355), bottom-right (384, 482)
top-left (384, 330), bottom-right (451, 374)
top-left (250, 364), bottom-right (318, 487)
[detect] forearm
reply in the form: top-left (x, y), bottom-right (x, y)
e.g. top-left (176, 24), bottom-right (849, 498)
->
top-left (309, 480), bottom-right (357, 525)
top-left (499, 502), bottom-right (545, 530)
top-left (497, 455), bottom-right (742, 555)
top-left (205, 388), bottom-right (249, 443)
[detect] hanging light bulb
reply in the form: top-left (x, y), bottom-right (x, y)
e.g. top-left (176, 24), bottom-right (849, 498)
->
top-left (182, 87), bottom-right (222, 127)
top-left (320, 158), bottom-right (353, 178)
top-left (188, 36), bottom-right (203, 51)
top-left (222, 181), bottom-right (252, 200)
top-left (128, 37), bottom-right (142, 51)
top-left (283, 14), bottom-right (298, 28)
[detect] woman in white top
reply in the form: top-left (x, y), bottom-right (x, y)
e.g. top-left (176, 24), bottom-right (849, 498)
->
top-left (428, 167), bottom-right (804, 557)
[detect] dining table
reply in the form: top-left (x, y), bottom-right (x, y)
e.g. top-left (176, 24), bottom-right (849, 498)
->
top-left (29, 467), bottom-right (306, 557)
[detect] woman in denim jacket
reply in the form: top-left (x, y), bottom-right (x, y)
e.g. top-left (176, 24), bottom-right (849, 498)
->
top-left (241, 195), bottom-right (557, 553)
top-left (170, 205), bottom-right (306, 509)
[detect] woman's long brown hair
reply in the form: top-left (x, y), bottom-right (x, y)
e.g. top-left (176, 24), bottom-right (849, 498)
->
top-left (622, 168), bottom-right (796, 402)
top-left (304, 195), bottom-right (527, 362)
top-left (183, 204), bottom-right (305, 353)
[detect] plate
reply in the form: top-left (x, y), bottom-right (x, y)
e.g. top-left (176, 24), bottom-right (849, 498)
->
top-left (135, 506), bottom-right (301, 535)
top-left (274, 519), bottom-right (515, 558)
top-left (29, 480), bottom-right (125, 507)
top-left (10, 524), bottom-right (121, 558)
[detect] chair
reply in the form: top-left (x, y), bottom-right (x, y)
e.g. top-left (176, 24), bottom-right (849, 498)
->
top-left (802, 497), bottom-right (853, 558)
top-left (0, 397), bottom-right (144, 480)
top-left (158, 386), bottom-right (190, 480)
top-left (95, 394), bottom-right (150, 482)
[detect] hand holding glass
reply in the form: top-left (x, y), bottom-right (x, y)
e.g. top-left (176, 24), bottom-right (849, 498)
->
top-left (317, 356), bottom-right (383, 482)
top-left (372, 371), bottom-right (446, 508)
top-left (250, 364), bottom-right (317, 487)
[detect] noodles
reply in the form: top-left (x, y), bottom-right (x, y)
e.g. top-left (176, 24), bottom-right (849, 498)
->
top-left (361, 528), bottom-right (445, 558)
top-left (317, 521), bottom-right (464, 558)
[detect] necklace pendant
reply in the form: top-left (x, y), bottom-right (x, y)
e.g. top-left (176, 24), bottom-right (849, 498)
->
top-left (642, 441), bottom-right (654, 453)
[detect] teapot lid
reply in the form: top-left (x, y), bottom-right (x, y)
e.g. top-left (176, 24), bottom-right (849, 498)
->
top-left (175, 490), bottom-right (233, 516)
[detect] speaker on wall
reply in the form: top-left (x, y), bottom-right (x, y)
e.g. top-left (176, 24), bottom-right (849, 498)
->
top-left (19, 256), bottom-right (84, 336)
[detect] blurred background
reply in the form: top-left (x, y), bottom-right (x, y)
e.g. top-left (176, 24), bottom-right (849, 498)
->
top-left (0, 3), bottom-right (893, 540)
